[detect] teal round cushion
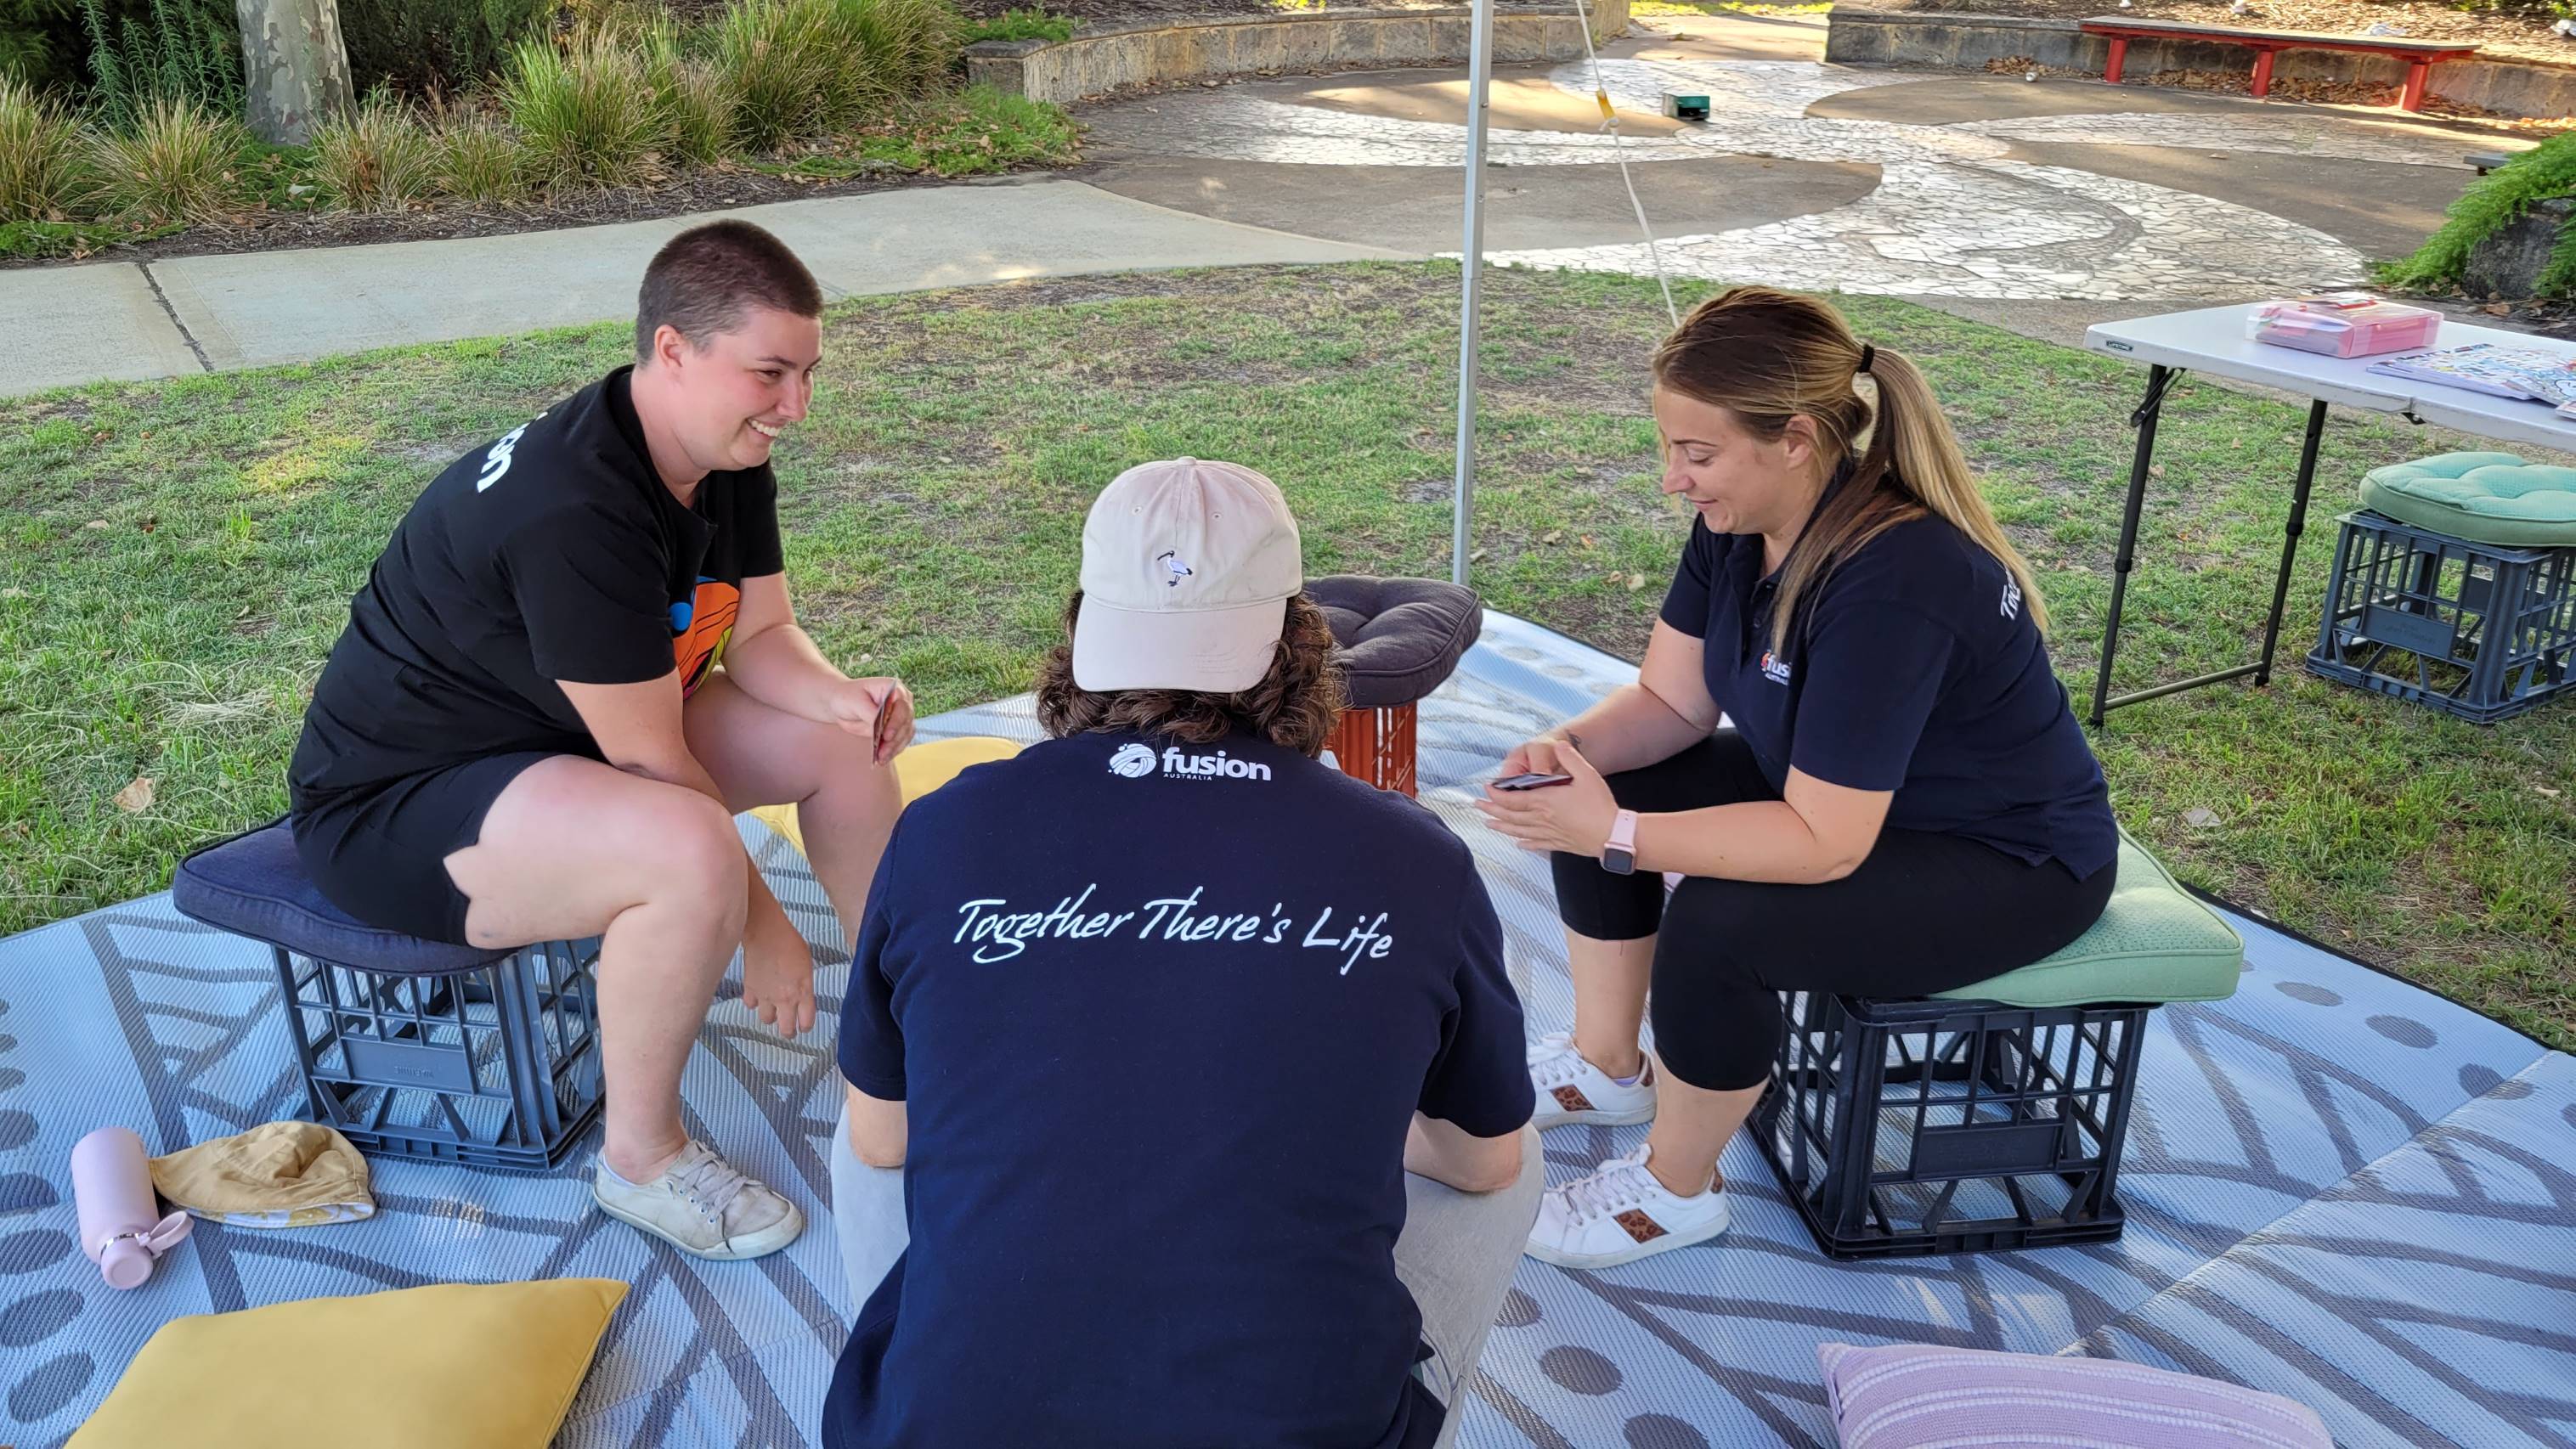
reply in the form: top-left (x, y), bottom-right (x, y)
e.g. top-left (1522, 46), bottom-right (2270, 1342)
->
top-left (2359, 452), bottom-right (2576, 549)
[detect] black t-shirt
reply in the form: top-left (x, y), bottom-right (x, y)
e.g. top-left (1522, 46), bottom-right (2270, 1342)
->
top-left (824, 730), bottom-right (1534, 1449)
top-left (1659, 490), bottom-right (2116, 877)
top-left (291, 366), bottom-right (783, 799)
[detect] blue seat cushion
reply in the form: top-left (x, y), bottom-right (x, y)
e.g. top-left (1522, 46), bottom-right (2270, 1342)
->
top-left (171, 820), bottom-right (509, 976)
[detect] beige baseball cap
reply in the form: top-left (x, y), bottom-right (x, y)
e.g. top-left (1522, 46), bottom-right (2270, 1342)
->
top-left (1072, 457), bottom-right (1303, 693)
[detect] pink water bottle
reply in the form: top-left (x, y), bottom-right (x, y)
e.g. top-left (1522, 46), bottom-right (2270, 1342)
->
top-left (71, 1127), bottom-right (190, 1289)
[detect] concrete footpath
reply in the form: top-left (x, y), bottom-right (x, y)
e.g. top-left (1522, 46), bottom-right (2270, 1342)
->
top-left (0, 177), bottom-right (1409, 398)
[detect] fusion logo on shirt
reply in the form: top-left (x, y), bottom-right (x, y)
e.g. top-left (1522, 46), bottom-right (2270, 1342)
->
top-left (1104, 741), bottom-right (1271, 782)
top-left (1164, 747), bottom-right (1269, 781)
top-left (1759, 650), bottom-right (1794, 686)
top-left (2001, 579), bottom-right (2023, 620)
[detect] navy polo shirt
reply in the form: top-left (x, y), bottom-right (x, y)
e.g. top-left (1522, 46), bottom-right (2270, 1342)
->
top-left (824, 730), bottom-right (1534, 1449)
top-left (1658, 496), bottom-right (2116, 878)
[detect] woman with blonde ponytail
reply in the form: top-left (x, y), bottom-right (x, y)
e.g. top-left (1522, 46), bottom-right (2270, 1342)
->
top-left (1476, 286), bottom-right (2117, 1271)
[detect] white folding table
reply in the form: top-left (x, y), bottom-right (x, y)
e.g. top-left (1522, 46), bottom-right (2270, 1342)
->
top-left (2081, 306), bottom-right (2576, 725)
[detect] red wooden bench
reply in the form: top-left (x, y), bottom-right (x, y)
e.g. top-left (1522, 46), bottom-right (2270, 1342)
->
top-left (2078, 15), bottom-right (2479, 112)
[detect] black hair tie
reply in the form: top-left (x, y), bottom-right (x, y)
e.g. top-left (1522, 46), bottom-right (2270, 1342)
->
top-left (1856, 344), bottom-right (1875, 376)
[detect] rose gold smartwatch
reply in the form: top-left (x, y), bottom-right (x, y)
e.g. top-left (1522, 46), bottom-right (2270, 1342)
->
top-left (1602, 809), bottom-right (1639, 876)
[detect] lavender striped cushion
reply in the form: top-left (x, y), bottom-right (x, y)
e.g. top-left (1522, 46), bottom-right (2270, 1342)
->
top-left (1817, 1342), bottom-right (2334, 1449)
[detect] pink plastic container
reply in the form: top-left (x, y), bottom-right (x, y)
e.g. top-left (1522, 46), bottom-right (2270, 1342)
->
top-left (71, 1126), bottom-right (190, 1289)
top-left (2250, 294), bottom-right (2441, 358)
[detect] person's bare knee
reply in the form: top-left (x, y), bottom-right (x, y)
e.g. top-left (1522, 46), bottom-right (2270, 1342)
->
top-left (455, 763), bottom-right (753, 951)
top-left (772, 726), bottom-right (899, 845)
top-left (797, 738), bottom-right (899, 836)
top-left (788, 708), bottom-right (872, 785)
top-left (635, 792), bottom-right (751, 950)
top-left (685, 672), bottom-right (895, 815)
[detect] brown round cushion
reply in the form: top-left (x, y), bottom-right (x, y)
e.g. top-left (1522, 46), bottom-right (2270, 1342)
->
top-left (1308, 575), bottom-right (1483, 708)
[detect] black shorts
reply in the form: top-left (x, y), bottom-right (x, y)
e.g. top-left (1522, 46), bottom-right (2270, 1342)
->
top-left (288, 751), bottom-right (565, 945)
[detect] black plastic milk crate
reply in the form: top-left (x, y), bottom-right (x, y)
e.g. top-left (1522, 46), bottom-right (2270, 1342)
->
top-left (273, 938), bottom-right (607, 1172)
top-left (1752, 990), bottom-right (2149, 1260)
top-left (2306, 510), bottom-right (2576, 724)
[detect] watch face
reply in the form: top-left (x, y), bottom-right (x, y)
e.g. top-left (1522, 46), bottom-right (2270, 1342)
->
top-left (1602, 847), bottom-right (1635, 877)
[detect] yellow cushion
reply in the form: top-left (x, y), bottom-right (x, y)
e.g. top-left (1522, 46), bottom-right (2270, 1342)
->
top-left (71, 1277), bottom-right (626, 1448)
top-left (752, 735), bottom-right (1022, 856)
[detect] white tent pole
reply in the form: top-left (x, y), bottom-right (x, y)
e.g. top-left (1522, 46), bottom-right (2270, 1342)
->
top-left (1450, 0), bottom-right (1494, 588)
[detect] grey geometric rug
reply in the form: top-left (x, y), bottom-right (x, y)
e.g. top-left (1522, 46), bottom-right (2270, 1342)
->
top-left (3, 612), bottom-right (2569, 1447)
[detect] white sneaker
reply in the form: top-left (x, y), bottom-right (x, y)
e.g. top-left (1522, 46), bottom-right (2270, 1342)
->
top-left (592, 1140), bottom-right (805, 1261)
top-left (1527, 1033), bottom-right (1657, 1129)
top-left (1525, 1144), bottom-right (1730, 1270)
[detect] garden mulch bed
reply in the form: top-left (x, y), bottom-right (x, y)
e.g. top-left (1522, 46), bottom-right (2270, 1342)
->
top-left (2471, 296), bottom-right (2576, 337)
top-left (955, 0), bottom-right (1549, 20)
top-left (958, 0), bottom-right (1275, 19)
top-left (6, 1), bottom-right (1563, 271)
top-left (0, 162), bottom-right (953, 272)
top-left (1910, 0), bottom-right (2576, 69)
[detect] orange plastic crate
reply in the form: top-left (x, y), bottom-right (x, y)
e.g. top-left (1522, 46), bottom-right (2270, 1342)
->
top-left (1328, 703), bottom-right (1418, 797)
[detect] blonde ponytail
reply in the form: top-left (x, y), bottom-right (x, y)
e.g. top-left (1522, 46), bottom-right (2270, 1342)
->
top-left (1852, 347), bottom-right (2047, 635)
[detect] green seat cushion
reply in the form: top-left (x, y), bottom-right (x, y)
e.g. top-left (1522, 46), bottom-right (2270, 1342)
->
top-left (2359, 452), bottom-right (2576, 550)
top-left (1935, 831), bottom-right (2242, 1008)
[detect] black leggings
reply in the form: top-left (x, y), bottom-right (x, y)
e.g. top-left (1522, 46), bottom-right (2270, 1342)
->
top-left (1551, 730), bottom-right (2114, 1092)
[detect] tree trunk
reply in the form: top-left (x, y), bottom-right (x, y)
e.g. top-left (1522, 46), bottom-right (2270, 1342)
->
top-left (234, 0), bottom-right (354, 146)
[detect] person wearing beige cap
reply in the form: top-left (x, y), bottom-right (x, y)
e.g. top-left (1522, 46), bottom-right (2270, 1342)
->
top-left (821, 457), bottom-right (1541, 1449)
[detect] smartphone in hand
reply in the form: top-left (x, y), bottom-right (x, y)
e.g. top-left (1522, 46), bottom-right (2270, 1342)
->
top-left (1492, 771), bottom-right (1574, 791)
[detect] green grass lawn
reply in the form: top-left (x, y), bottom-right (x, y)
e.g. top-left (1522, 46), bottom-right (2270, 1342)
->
top-left (3, 262), bottom-right (2570, 1046)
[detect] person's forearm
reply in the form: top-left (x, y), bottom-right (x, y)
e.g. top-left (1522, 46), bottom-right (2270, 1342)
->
top-left (601, 730), bottom-right (728, 804)
top-left (1543, 683), bottom-right (1711, 776)
top-left (721, 623), bottom-right (848, 722)
top-left (1635, 800), bottom-right (1851, 885)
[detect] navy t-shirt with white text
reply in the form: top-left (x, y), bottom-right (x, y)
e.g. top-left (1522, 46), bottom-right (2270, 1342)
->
top-left (1660, 498), bottom-right (2116, 878)
top-left (824, 730), bottom-right (1534, 1449)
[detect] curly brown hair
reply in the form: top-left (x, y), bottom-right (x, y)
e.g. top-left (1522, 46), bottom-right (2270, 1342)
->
top-left (1034, 591), bottom-right (1347, 756)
